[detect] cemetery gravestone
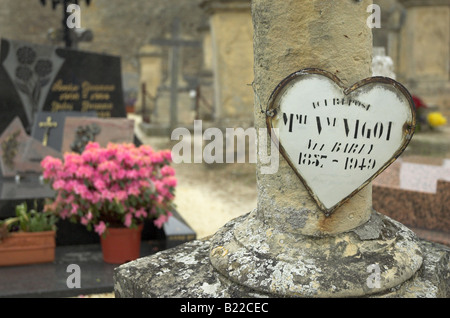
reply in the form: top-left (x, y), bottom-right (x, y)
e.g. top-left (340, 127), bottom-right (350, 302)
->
top-left (61, 117), bottom-right (135, 153)
top-left (0, 117), bottom-right (59, 218)
top-left (0, 117), bottom-right (62, 177)
top-left (0, 38), bottom-right (126, 135)
top-left (31, 111), bottom-right (97, 152)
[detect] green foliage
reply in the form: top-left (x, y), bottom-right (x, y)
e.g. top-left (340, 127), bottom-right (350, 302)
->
top-left (0, 202), bottom-right (58, 234)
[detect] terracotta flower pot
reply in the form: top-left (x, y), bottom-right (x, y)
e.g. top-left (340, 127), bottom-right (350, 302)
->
top-left (0, 231), bottom-right (56, 266)
top-left (100, 224), bottom-right (143, 264)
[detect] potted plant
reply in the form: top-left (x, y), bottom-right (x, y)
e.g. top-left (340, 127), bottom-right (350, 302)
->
top-left (41, 141), bottom-right (177, 264)
top-left (0, 202), bottom-right (57, 266)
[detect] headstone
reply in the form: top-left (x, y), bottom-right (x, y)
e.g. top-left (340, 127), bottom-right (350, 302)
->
top-left (31, 111), bottom-right (97, 152)
top-left (373, 156), bottom-right (450, 246)
top-left (114, 0), bottom-right (450, 299)
top-left (0, 117), bottom-right (59, 220)
top-left (0, 38), bottom-right (126, 134)
top-left (0, 117), bottom-right (62, 177)
top-left (61, 117), bottom-right (135, 154)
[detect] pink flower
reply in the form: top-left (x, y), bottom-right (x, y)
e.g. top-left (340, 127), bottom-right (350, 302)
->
top-left (81, 216), bottom-right (89, 225)
top-left (94, 221), bottom-right (106, 236)
top-left (115, 190), bottom-right (128, 202)
top-left (163, 176), bottom-right (177, 188)
top-left (135, 208), bottom-right (147, 218)
top-left (124, 213), bottom-right (133, 227)
top-left (42, 142), bottom-right (177, 237)
top-left (84, 142), bottom-right (100, 151)
top-left (93, 179), bottom-right (106, 191)
top-left (52, 179), bottom-right (66, 190)
top-left (70, 204), bottom-right (79, 215)
top-left (75, 165), bottom-right (94, 178)
top-left (154, 213), bottom-right (171, 228)
top-left (161, 165), bottom-right (175, 176)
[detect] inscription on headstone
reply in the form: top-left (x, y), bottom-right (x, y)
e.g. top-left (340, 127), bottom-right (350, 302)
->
top-left (267, 69), bottom-right (415, 214)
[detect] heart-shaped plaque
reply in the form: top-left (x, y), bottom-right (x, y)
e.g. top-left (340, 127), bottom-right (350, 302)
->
top-left (266, 68), bottom-right (416, 215)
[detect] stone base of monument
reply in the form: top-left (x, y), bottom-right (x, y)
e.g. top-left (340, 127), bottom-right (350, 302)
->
top-left (114, 210), bottom-right (450, 298)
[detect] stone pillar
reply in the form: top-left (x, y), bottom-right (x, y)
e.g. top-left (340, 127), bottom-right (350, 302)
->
top-left (397, 0), bottom-right (450, 117)
top-left (201, 0), bottom-right (254, 126)
top-left (208, 0), bottom-right (423, 297)
top-left (197, 22), bottom-right (215, 120)
top-left (135, 45), bottom-right (162, 114)
top-left (254, 1), bottom-right (374, 237)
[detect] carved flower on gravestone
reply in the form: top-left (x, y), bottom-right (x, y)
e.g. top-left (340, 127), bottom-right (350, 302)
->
top-left (16, 46), bottom-right (36, 65)
top-left (13, 47), bottom-right (54, 126)
top-left (1, 130), bottom-right (20, 170)
top-left (34, 59), bottom-right (53, 79)
top-left (15, 66), bottom-right (33, 82)
top-left (70, 124), bottom-right (101, 154)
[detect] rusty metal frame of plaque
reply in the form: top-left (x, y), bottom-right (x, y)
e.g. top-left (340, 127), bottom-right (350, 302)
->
top-left (265, 68), bottom-right (416, 216)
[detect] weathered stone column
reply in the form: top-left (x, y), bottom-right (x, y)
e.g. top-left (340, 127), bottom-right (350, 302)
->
top-left (253, 1), bottom-right (374, 236)
top-left (201, 0), bottom-right (254, 126)
top-left (208, 0), bottom-right (423, 297)
top-left (135, 45), bottom-right (162, 113)
top-left (396, 0), bottom-right (450, 118)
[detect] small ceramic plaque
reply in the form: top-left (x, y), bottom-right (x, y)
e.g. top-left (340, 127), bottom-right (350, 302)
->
top-left (267, 69), bottom-right (415, 215)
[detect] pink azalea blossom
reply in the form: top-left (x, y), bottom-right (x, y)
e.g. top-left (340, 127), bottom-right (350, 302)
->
top-left (124, 213), bottom-right (133, 227)
top-left (94, 221), bottom-right (106, 236)
top-left (154, 213), bottom-right (171, 229)
top-left (42, 142), bottom-right (176, 237)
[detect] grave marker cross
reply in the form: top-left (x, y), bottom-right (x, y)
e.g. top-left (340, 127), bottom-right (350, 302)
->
top-left (38, 116), bottom-right (58, 147)
top-left (150, 19), bottom-right (201, 130)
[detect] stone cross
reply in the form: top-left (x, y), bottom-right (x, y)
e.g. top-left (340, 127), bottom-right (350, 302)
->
top-left (38, 116), bottom-right (57, 147)
top-left (150, 19), bottom-right (200, 130)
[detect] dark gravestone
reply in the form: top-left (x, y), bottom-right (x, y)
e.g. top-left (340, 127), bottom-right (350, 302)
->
top-left (0, 38), bottom-right (125, 135)
top-left (0, 117), bottom-right (60, 220)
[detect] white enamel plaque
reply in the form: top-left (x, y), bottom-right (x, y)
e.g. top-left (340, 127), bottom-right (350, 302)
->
top-left (267, 69), bottom-right (415, 215)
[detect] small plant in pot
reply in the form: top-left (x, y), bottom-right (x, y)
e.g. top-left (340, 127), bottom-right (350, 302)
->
top-left (41, 141), bottom-right (177, 264)
top-left (0, 202), bottom-right (58, 266)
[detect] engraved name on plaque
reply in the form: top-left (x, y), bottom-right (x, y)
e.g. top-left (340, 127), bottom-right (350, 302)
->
top-left (266, 69), bottom-right (415, 215)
